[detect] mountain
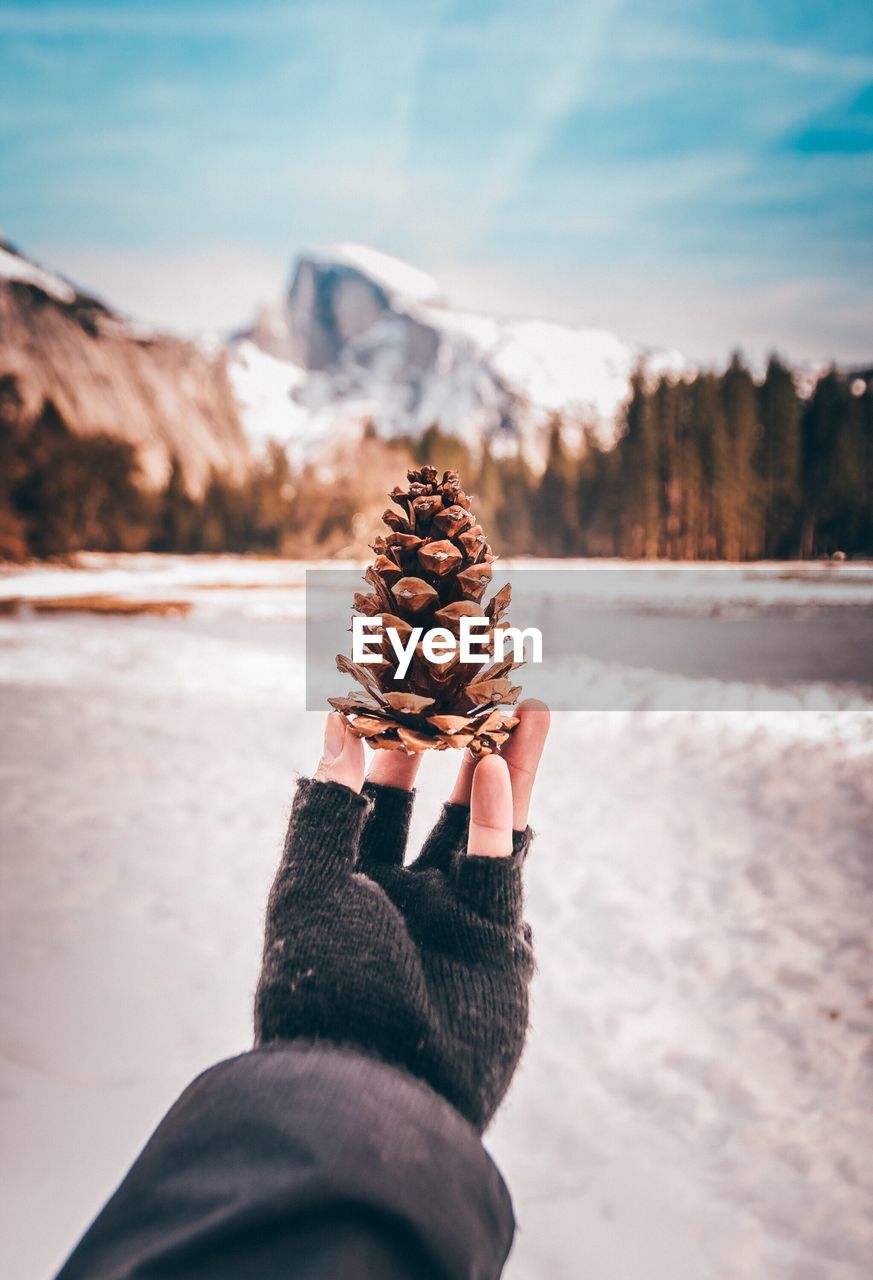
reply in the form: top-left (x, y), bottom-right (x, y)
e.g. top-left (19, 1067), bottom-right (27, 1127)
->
top-left (1, 237), bottom-right (688, 491)
top-left (0, 240), bottom-right (250, 494)
top-left (231, 243), bottom-right (688, 469)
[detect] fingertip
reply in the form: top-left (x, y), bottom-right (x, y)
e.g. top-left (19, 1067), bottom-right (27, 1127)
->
top-left (513, 698), bottom-right (551, 740)
top-left (315, 713), bottom-right (365, 792)
top-left (521, 697), bottom-right (551, 719)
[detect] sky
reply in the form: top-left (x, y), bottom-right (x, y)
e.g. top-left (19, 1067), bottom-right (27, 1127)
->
top-left (1, 0), bottom-right (872, 365)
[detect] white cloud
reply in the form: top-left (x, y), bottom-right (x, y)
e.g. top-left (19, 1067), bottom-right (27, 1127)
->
top-left (621, 29), bottom-right (873, 81)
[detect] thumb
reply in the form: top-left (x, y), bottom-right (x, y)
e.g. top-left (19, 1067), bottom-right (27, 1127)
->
top-left (314, 713), bottom-right (365, 792)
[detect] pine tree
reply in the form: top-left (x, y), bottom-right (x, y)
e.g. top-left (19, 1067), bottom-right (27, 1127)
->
top-left (419, 423), bottom-right (472, 479)
top-left (153, 455), bottom-right (198, 552)
top-left (759, 356), bottom-right (801, 557)
top-left (494, 453), bottom-right (534, 555)
top-left (249, 441), bottom-right (296, 551)
top-left (801, 370), bottom-right (866, 556)
top-left (619, 374), bottom-right (660, 558)
top-left (721, 354), bottom-right (762, 559)
top-left (694, 373), bottom-right (730, 557)
top-left (533, 417), bottom-right (579, 556)
top-left (75, 434), bottom-right (147, 551)
top-left (0, 375), bottom-right (29, 560)
top-left (15, 400), bottom-right (92, 556)
top-left (859, 379), bottom-right (873, 554)
top-left (576, 429), bottom-right (622, 556)
top-left (673, 379), bottom-right (706, 559)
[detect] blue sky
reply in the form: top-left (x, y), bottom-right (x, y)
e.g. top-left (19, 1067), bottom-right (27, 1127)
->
top-left (2, 0), bottom-right (872, 363)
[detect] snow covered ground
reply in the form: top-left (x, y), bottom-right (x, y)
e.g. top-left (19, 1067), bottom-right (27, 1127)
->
top-left (1, 556), bottom-right (872, 1279)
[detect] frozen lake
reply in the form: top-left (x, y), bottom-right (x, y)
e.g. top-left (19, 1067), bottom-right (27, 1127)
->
top-left (1, 556), bottom-right (872, 1279)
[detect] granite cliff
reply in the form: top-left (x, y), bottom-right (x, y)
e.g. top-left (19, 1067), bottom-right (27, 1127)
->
top-left (0, 240), bottom-right (250, 494)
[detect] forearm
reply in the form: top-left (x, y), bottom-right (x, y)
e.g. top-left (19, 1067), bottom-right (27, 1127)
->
top-left (55, 1044), bottom-right (515, 1280)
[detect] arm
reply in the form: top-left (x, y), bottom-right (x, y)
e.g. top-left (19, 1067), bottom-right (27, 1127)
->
top-left (56, 702), bottom-right (549, 1280)
top-left (56, 1046), bottom-right (512, 1280)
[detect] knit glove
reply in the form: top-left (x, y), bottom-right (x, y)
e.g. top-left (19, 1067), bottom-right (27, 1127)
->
top-left (254, 777), bottom-right (535, 1131)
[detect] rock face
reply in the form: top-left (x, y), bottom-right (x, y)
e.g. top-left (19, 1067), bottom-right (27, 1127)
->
top-left (287, 255), bottom-right (396, 369)
top-left (0, 241), bottom-right (250, 494)
top-left (232, 242), bottom-right (688, 469)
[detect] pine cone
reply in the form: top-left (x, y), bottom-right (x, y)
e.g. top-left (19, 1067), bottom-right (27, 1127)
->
top-left (330, 465), bottom-right (522, 757)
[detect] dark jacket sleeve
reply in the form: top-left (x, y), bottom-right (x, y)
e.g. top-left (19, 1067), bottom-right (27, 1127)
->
top-left (55, 1042), bottom-right (516, 1280)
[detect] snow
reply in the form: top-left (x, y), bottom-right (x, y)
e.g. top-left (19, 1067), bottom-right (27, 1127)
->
top-left (320, 242), bottom-right (442, 305)
top-left (419, 308), bottom-right (689, 442)
top-left (500, 558), bottom-right (873, 608)
top-left (494, 322), bottom-right (637, 416)
top-left (6, 554), bottom-right (873, 612)
top-left (492, 320), bottom-right (687, 438)
top-left (0, 243), bottom-right (76, 304)
top-left (1, 555), bottom-right (872, 1280)
top-left (0, 553), bottom-right (311, 618)
top-left (227, 340), bottom-right (312, 460)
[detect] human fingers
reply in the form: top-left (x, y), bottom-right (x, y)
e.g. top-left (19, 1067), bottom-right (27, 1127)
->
top-left (500, 699), bottom-right (550, 830)
top-left (466, 754), bottom-right (513, 859)
top-left (355, 743), bottom-right (424, 872)
top-left (314, 713), bottom-right (365, 792)
top-left (455, 755), bottom-right (527, 927)
top-left (366, 747), bottom-right (423, 792)
top-left (449, 699), bottom-right (550, 830)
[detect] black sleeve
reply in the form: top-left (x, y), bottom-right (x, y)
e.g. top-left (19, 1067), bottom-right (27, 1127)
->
top-left (55, 1042), bottom-right (516, 1280)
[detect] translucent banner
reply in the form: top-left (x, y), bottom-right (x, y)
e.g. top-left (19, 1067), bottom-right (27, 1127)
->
top-left (306, 565), bottom-right (873, 713)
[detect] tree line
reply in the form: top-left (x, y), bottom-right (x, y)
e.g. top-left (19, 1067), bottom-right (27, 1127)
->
top-left (1, 358), bottom-right (870, 562)
top-left (419, 357), bottom-right (872, 560)
top-left (0, 378), bottom-right (297, 560)
top-left (569, 356), bottom-right (873, 560)
top-left (0, 376), bottom-right (412, 560)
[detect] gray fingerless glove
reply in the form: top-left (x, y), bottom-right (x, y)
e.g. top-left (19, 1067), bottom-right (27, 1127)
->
top-left (254, 778), bottom-right (535, 1131)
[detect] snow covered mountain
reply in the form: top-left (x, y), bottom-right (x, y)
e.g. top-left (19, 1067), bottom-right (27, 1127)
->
top-left (231, 243), bottom-right (688, 469)
top-left (0, 240), bottom-right (250, 494)
top-left (1, 236), bottom-right (687, 490)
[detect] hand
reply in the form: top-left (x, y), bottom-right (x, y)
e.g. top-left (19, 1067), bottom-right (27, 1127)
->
top-left (254, 701), bottom-right (549, 1131)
